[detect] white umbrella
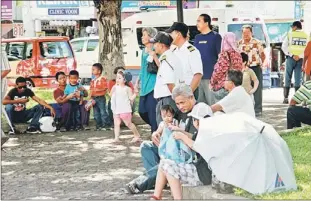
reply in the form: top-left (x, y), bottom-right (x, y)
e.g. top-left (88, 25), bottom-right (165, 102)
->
top-left (193, 112), bottom-right (297, 195)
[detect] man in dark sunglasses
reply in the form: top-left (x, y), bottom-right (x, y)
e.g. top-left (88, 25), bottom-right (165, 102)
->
top-left (2, 77), bottom-right (55, 134)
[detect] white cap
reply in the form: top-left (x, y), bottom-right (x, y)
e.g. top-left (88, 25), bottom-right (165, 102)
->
top-left (188, 103), bottom-right (214, 119)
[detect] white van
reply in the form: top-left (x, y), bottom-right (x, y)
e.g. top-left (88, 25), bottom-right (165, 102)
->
top-left (70, 36), bottom-right (99, 82)
top-left (72, 8), bottom-right (271, 81)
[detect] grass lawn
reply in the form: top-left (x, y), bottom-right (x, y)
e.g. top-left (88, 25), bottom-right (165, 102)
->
top-left (235, 127), bottom-right (311, 199)
top-left (27, 88), bottom-right (140, 115)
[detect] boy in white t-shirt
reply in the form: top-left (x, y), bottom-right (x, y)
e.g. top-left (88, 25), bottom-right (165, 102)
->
top-left (211, 69), bottom-right (255, 117)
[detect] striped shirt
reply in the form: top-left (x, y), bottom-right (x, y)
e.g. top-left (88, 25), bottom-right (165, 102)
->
top-left (292, 81), bottom-right (311, 110)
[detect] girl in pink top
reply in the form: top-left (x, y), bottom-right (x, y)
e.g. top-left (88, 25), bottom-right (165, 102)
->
top-left (111, 71), bottom-right (141, 144)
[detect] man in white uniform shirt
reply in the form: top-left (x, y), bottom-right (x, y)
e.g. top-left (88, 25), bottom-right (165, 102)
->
top-left (150, 32), bottom-right (184, 125)
top-left (166, 22), bottom-right (203, 100)
top-left (211, 69), bottom-right (255, 117)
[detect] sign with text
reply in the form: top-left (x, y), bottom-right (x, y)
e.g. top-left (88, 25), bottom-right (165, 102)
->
top-left (1, 0), bottom-right (13, 20)
top-left (13, 23), bottom-right (24, 37)
top-left (48, 8), bottom-right (79, 15)
top-left (36, 0), bottom-right (93, 8)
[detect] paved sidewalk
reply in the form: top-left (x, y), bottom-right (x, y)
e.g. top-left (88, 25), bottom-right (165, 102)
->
top-left (1, 88), bottom-right (290, 200)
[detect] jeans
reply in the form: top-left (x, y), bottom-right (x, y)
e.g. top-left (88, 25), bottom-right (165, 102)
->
top-left (107, 99), bottom-right (113, 124)
top-left (198, 79), bottom-right (215, 105)
top-left (93, 96), bottom-right (111, 128)
top-left (66, 101), bottom-right (81, 129)
top-left (285, 57), bottom-right (303, 88)
top-left (287, 106), bottom-right (311, 129)
top-left (138, 91), bottom-right (158, 132)
top-left (131, 141), bottom-right (160, 192)
top-left (250, 66), bottom-right (263, 114)
top-left (5, 104), bottom-right (44, 129)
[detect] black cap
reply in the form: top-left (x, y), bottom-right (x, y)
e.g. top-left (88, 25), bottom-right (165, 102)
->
top-left (292, 21), bottom-right (302, 29)
top-left (165, 22), bottom-right (189, 38)
top-left (149, 31), bottom-right (173, 46)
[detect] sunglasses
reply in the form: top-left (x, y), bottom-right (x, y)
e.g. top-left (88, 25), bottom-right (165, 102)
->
top-left (17, 86), bottom-right (27, 89)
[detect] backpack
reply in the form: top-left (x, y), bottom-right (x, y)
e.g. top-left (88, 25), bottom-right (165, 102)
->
top-left (39, 116), bottom-right (57, 133)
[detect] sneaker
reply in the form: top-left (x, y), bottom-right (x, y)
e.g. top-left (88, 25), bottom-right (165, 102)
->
top-left (75, 127), bottom-right (82, 131)
top-left (125, 182), bottom-right (140, 194)
top-left (26, 127), bottom-right (41, 134)
top-left (283, 98), bottom-right (289, 104)
top-left (8, 129), bottom-right (15, 135)
top-left (104, 126), bottom-right (112, 131)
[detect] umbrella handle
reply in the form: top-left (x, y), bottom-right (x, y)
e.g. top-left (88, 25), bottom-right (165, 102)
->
top-left (260, 126), bottom-right (265, 134)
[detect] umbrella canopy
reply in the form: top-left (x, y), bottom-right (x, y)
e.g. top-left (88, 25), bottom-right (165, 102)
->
top-left (193, 112), bottom-right (297, 195)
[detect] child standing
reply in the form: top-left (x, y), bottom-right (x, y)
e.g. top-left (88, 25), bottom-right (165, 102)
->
top-left (88, 63), bottom-right (112, 131)
top-left (111, 70), bottom-right (140, 144)
top-left (64, 70), bottom-right (87, 131)
top-left (107, 67), bottom-right (135, 123)
top-left (240, 52), bottom-right (259, 103)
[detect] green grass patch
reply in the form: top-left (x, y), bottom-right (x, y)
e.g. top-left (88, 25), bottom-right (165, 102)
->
top-left (235, 127), bottom-right (311, 199)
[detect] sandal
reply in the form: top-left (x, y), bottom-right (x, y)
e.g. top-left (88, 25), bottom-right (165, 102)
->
top-left (150, 195), bottom-right (161, 200)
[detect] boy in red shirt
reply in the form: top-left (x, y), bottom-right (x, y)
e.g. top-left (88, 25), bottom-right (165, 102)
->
top-left (88, 63), bottom-right (112, 131)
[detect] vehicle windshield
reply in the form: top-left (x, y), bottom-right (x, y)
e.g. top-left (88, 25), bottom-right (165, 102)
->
top-left (39, 41), bottom-right (73, 59)
top-left (228, 23), bottom-right (266, 45)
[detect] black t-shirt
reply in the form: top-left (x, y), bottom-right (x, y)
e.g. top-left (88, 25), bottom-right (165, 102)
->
top-left (7, 88), bottom-right (35, 111)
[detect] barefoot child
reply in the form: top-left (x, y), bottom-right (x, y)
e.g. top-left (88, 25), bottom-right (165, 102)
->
top-left (111, 70), bottom-right (141, 143)
top-left (241, 52), bottom-right (259, 103)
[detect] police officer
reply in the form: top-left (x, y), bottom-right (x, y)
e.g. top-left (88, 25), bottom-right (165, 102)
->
top-left (282, 21), bottom-right (309, 104)
top-left (166, 22), bottom-right (203, 100)
top-left (149, 31), bottom-right (184, 125)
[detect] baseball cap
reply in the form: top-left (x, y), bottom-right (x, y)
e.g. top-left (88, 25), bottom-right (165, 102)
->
top-left (188, 103), bottom-right (213, 120)
top-left (124, 71), bottom-right (132, 82)
top-left (165, 22), bottom-right (189, 37)
top-left (291, 21), bottom-right (302, 29)
top-left (149, 31), bottom-right (173, 46)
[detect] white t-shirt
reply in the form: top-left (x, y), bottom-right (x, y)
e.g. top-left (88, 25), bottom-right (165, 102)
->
top-left (173, 41), bottom-right (203, 85)
top-left (217, 86), bottom-right (255, 117)
top-left (154, 49), bottom-right (184, 99)
top-left (111, 85), bottom-right (132, 114)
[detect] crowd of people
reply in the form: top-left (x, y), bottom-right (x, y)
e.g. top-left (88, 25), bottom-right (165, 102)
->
top-left (1, 13), bottom-right (310, 199)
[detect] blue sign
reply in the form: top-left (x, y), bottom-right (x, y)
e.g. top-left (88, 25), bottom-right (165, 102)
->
top-left (37, 0), bottom-right (91, 8)
top-left (48, 8), bottom-right (79, 15)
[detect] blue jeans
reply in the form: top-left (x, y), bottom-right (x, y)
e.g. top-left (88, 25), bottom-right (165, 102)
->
top-left (131, 141), bottom-right (160, 192)
top-left (93, 96), bottom-right (111, 128)
top-left (66, 101), bottom-right (81, 129)
top-left (5, 104), bottom-right (44, 129)
top-left (285, 57), bottom-right (303, 88)
top-left (138, 91), bottom-right (158, 132)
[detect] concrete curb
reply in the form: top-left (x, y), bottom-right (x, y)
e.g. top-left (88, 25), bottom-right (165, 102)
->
top-left (182, 185), bottom-right (251, 200)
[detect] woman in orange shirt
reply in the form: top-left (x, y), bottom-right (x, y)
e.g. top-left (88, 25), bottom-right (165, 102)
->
top-left (303, 41), bottom-right (311, 81)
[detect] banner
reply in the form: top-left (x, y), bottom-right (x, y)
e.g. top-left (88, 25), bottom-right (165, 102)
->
top-left (1, 0), bottom-right (13, 20)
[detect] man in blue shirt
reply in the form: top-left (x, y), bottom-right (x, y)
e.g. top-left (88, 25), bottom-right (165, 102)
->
top-left (194, 14), bottom-right (222, 105)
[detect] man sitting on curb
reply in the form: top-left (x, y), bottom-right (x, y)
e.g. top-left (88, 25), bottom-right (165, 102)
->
top-left (287, 80), bottom-right (311, 129)
top-left (211, 69), bottom-right (255, 117)
top-left (2, 77), bottom-right (56, 134)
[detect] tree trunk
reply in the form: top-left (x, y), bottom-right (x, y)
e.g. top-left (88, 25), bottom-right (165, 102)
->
top-left (96, 0), bottom-right (124, 80)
